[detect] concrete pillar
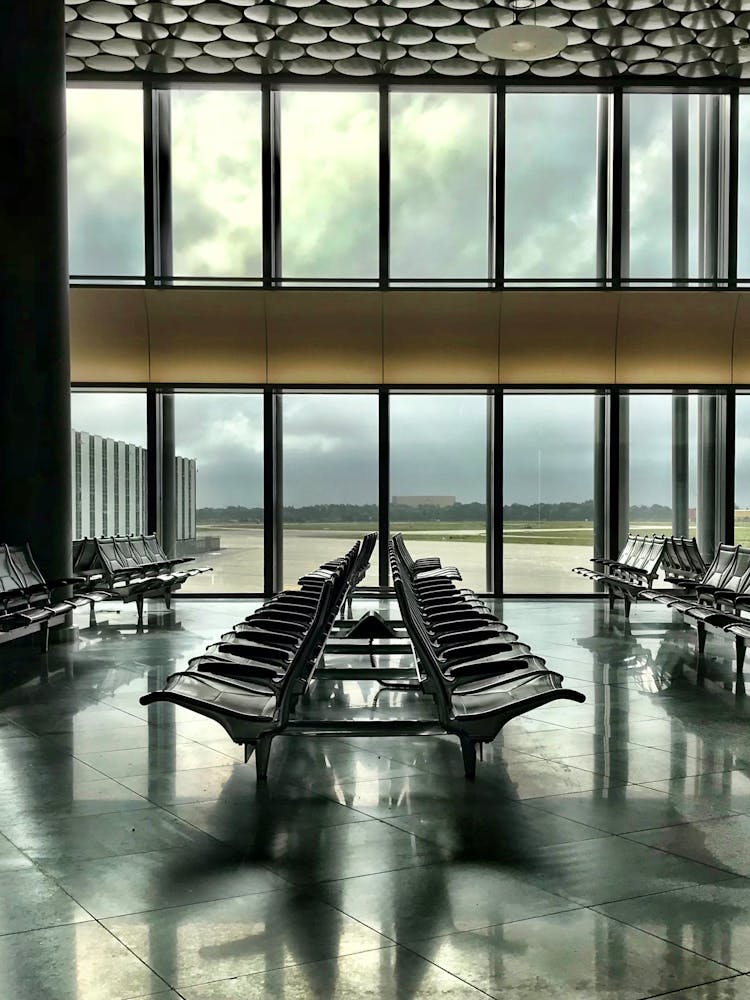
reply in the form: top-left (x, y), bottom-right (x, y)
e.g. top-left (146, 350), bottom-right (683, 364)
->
top-left (672, 395), bottom-right (689, 537)
top-left (697, 395), bottom-right (718, 560)
top-left (161, 394), bottom-right (176, 558)
top-left (0, 3), bottom-right (71, 581)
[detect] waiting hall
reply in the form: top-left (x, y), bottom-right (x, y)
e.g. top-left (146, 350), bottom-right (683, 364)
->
top-left (6, 1), bottom-right (750, 997)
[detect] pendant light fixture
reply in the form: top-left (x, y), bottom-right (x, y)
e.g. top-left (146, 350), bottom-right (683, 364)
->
top-left (476, 1), bottom-right (567, 62)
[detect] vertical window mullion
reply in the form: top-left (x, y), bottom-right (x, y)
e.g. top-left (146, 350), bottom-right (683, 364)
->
top-left (262, 85), bottom-right (281, 288)
top-left (494, 87), bottom-right (505, 290)
top-left (378, 388), bottom-right (390, 587)
top-left (379, 86), bottom-right (390, 290)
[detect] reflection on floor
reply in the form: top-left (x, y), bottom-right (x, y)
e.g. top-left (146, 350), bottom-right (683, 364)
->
top-left (2, 598), bottom-right (750, 998)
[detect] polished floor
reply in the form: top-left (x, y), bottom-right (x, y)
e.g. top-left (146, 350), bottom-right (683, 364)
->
top-left (2, 597), bottom-right (750, 999)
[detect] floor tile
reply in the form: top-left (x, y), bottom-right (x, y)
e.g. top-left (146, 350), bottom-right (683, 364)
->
top-left (651, 978), bottom-right (750, 998)
top-left (597, 877), bottom-right (750, 973)
top-left (2, 806), bottom-right (215, 863)
top-left (76, 742), bottom-right (238, 780)
top-left (41, 847), bottom-right (288, 919)
top-left (179, 945), bottom-right (489, 999)
top-left (103, 890), bottom-right (390, 988)
top-left (0, 832), bottom-right (33, 873)
top-left (626, 815), bottom-right (750, 878)
top-left (407, 908), bottom-right (735, 1000)
top-left (0, 867), bottom-right (91, 935)
top-left (0, 921), bottom-right (164, 1000)
top-left (525, 784), bottom-right (740, 835)
top-left (265, 817), bottom-right (449, 883)
top-left (524, 835), bottom-right (732, 906)
top-left (315, 863), bottom-right (577, 939)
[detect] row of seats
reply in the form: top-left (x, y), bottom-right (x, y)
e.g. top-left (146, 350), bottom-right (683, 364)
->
top-left (0, 543), bottom-right (101, 658)
top-left (390, 533), bottom-right (585, 779)
top-left (641, 543), bottom-right (750, 678)
top-left (73, 534), bottom-right (211, 624)
top-left (574, 534), bottom-right (706, 616)
top-left (140, 536), bottom-right (376, 779)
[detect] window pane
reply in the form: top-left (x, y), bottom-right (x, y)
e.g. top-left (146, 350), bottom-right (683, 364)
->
top-left (505, 93), bottom-right (599, 281)
top-left (738, 97), bottom-right (750, 278)
top-left (736, 394), bottom-right (750, 544)
top-left (627, 394), bottom-right (720, 559)
top-left (67, 88), bottom-right (144, 278)
top-left (390, 92), bottom-right (491, 282)
top-left (281, 91), bottom-right (379, 281)
top-left (174, 394), bottom-right (264, 594)
top-left (627, 94), bottom-right (720, 283)
top-left (282, 394), bottom-right (379, 587)
top-left (503, 394), bottom-right (596, 594)
top-left (390, 394), bottom-right (487, 591)
top-left (70, 392), bottom-right (147, 540)
top-left (171, 89), bottom-right (263, 281)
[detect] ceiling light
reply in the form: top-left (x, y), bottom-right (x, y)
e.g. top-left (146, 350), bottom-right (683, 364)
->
top-left (476, 2), bottom-right (567, 62)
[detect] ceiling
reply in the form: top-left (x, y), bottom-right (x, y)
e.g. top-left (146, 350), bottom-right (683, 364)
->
top-left (65, 0), bottom-right (750, 83)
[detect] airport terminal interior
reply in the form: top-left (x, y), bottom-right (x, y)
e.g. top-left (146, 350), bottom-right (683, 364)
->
top-left (8, 0), bottom-right (750, 996)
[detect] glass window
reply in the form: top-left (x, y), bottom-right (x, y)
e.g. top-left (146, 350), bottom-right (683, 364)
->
top-left (171, 89), bottom-right (263, 281)
top-left (390, 394), bottom-right (488, 591)
top-left (390, 92), bottom-right (491, 282)
top-left (627, 93), bottom-right (721, 284)
top-left (503, 393), bottom-right (597, 594)
top-left (738, 96), bottom-right (750, 279)
top-left (736, 393), bottom-right (750, 545)
top-left (66, 87), bottom-right (144, 279)
top-left (281, 90), bottom-right (379, 282)
top-left (627, 393), bottom-right (720, 562)
top-left (505, 93), bottom-right (599, 282)
top-left (70, 392), bottom-right (147, 540)
top-left (282, 394), bottom-right (379, 588)
top-left (174, 394), bottom-right (264, 594)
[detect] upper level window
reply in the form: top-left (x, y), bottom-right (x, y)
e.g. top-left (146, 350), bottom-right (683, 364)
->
top-left (390, 91), bottom-right (492, 284)
top-left (171, 88), bottom-right (263, 282)
top-left (626, 93), bottom-right (725, 286)
top-left (67, 87), bottom-right (144, 280)
top-left (280, 90), bottom-right (379, 283)
top-left (505, 92), bottom-right (599, 283)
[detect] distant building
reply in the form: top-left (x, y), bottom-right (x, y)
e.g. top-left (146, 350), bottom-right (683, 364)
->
top-left (71, 430), bottom-right (196, 541)
top-left (392, 495), bottom-right (456, 508)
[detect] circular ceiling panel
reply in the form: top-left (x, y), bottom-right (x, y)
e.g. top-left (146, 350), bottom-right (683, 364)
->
top-left (65, 0), bottom-right (750, 80)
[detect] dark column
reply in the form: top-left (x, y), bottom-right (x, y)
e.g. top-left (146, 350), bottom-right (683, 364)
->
top-left (672, 395), bottom-right (689, 537)
top-left (0, 3), bottom-right (71, 580)
top-left (697, 395), bottom-right (718, 560)
top-left (161, 394), bottom-right (176, 558)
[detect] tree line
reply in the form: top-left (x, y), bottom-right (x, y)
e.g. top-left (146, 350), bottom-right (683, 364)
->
top-left (197, 501), bottom-right (675, 523)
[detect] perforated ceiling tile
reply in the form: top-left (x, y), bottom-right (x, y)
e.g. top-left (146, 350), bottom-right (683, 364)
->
top-left (64, 0), bottom-right (750, 80)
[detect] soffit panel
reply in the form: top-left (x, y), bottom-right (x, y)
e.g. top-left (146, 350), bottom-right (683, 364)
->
top-left (65, 1), bottom-right (749, 83)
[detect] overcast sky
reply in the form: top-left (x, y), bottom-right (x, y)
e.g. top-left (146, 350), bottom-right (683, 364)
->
top-left (70, 390), bottom-right (738, 510)
top-left (66, 87), bottom-right (749, 510)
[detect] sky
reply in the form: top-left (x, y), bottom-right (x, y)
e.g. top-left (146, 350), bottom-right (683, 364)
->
top-left (65, 86), bottom-right (749, 510)
top-left (70, 389), bottom-right (732, 510)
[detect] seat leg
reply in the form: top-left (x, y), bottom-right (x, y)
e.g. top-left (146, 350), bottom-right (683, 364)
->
top-left (459, 735), bottom-right (477, 780)
top-left (623, 596), bottom-right (631, 619)
top-left (244, 742), bottom-right (255, 764)
top-left (255, 733), bottom-right (274, 781)
top-left (89, 602), bottom-right (97, 628)
top-left (164, 593), bottom-right (171, 612)
top-left (608, 592), bottom-right (615, 612)
top-left (39, 623), bottom-right (50, 683)
top-left (736, 636), bottom-right (746, 683)
top-left (135, 595), bottom-right (144, 627)
top-left (696, 622), bottom-right (707, 656)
